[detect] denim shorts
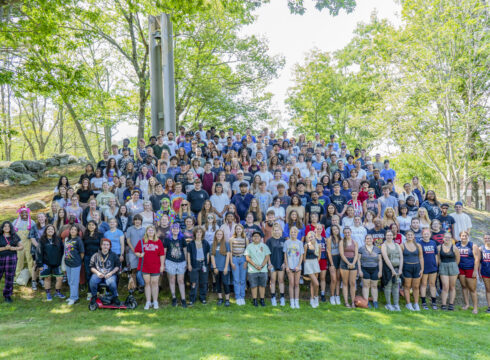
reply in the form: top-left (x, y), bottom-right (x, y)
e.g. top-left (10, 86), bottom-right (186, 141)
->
top-left (248, 272), bottom-right (267, 287)
top-left (165, 260), bottom-right (187, 275)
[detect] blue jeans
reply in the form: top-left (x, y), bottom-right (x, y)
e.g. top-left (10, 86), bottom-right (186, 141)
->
top-left (136, 271), bottom-right (144, 286)
top-left (66, 265), bottom-right (81, 301)
top-left (232, 256), bottom-right (247, 300)
top-left (89, 274), bottom-right (118, 297)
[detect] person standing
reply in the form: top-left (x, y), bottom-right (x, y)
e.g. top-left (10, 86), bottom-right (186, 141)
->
top-left (401, 230), bottom-right (424, 311)
top-left (283, 226), bottom-right (304, 309)
top-left (187, 227), bottom-right (210, 305)
top-left (12, 207), bottom-right (38, 287)
top-left (304, 231), bottom-right (321, 308)
top-left (418, 228), bottom-right (439, 310)
top-left (187, 179), bottom-right (210, 217)
top-left (456, 231), bottom-right (479, 314)
top-left (450, 201), bottom-right (472, 241)
top-left (229, 225), bottom-right (247, 306)
top-left (381, 230), bottom-right (403, 311)
top-left (266, 223), bottom-right (286, 307)
top-left (480, 233), bottom-right (490, 313)
top-left (437, 232), bottom-right (460, 311)
top-left (0, 222), bottom-right (23, 303)
top-left (358, 234), bottom-right (382, 309)
top-left (245, 231), bottom-right (271, 307)
top-left (64, 225), bottom-right (85, 305)
top-left (163, 224), bottom-right (188, 308)
top-left (211, 229), bottom-right (231, 307)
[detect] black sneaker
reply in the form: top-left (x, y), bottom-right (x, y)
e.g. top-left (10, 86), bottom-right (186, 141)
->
top-left (260, 298), bottom-right (266, 307)
top-left (321, 294), bottom-right (326, 302)
top-left (90, 296), bottom-right (97, 306)
top-left (181, 299), bottom-right (187, 308)
top-left (137, 286), bottom-right (144, 294)
top-left (448, 304), bottom-right (454, 311)
top-left (172, 297), bottom-right (177, 307)
top-left (486, 307), bottom-right (490, 314)
top-left (224, 300), bottom-right (230, 307)
top-left (431, 302), bottom-right (438, 310)
top-left (217, 298), bottom-right (224, 306)
top-left (200, 299), bottom-right (207, 305)
top-left (113, 297), bottom-right (121, 306)
top-left (441, 305), bottom-right (447, 311)
top-left (422, 302), bottom-right (429, 310)
top-left (188, 301), bottom-right (194, 306)
top-left (4, 296), bottom-right (12, 303)
top-left (253, 299), bottom-right (258, 307)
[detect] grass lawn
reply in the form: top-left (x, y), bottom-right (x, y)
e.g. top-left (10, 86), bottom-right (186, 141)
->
top-left (0, 286), bottom-right (488, 360)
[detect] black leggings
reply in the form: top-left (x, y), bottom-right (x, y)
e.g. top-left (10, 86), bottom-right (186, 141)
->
top-left (216, 270), bottom-right (230, 295)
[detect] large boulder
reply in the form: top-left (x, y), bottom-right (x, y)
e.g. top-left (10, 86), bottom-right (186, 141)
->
top-left (0, 161), bottom-right (11, 169)
top-left (19, 173), bottom-right (36, 186)
top-left (26, 199), bottom-right (47, 211)
top-left (0, 168), bottom-right (36, 185)
top-left (53, 153), bottom-right (70, 160)
top-left (68, 155), bottom-right (78, 164)
top-left (45, 157), bottom-right (60, 167)
top-left (21, 160), bottom-right (46, 173)
top-left (9, 161), bottom-right (27, 173)
top-left (59, 156), bottom-right (69, 166)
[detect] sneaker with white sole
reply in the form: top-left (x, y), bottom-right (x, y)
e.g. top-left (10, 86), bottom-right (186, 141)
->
top-left (295, 299), bottom-right (300, 309)
top-left (290, 299), bottom-right (295, 308)
top-left (271, 297), bottom-right (277, 306)
top-left (393, 305), bottom-right (401, 311)
top-left (144, 301), bottom-right (152, 310)
top-left (413, 303), bottom-right (420, 311)
top-left (330, 296), bottom-right (336, 305)
top-left (87, 293), bottom-right (92, 301)
top-left (279, 297), bottom-right (285, 306)
top-left (153, 301), bottom-right (159, 309)
top-left (310, 298), bottom-right (315, 308)
top-left (335, 296), bottom-right (341, 305)
top-left (385, 304), bottom-right (394, 311)
top-left (406, 303), bottom-right (414, 311)
top-left (314, 297), bottom-right (319, 308)
top-left (67, 299), bottom-right (76, 306)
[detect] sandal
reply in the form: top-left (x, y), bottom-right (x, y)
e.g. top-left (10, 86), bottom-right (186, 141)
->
top-left (440, 305), bottom-right (447, 311)
top-left (448, 304), bottom-right (454, 311)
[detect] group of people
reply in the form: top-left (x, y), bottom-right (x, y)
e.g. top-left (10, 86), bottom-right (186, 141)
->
top-left (0, 125), bottom-right (488, 314)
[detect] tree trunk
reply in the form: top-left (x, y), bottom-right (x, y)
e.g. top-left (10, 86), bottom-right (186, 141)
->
top-left (104, 124), bottom-right (112, 150)
top-left (63, 99), bottom-right (96, 163)
top-left (138, 82), bottom-right (146, 139)
top-left (57, 105), bottom-right (64, 153)
top-left (471, 177), bottom-right (479, 210)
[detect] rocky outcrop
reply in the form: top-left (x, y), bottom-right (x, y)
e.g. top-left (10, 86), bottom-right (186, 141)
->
top-left (26, 199), bottom-right (47, 211)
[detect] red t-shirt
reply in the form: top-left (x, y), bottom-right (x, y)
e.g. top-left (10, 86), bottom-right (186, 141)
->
top-left (358, 190), bottom-right (369, 203)
top-left (134, 239), bottom-right (165, 273)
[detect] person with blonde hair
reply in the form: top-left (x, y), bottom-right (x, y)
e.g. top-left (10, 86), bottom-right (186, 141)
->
top-left (382, 207), bottom-right (398, 230)
top-left (304, 231), bottom-right (321, 308)
top-left (339, 227), bottom-right (359, 308)
top-left (415, 207), bottom-right (431, 229)
top-left (283, 226), bottom-right (304, 309)
top-left (134, 225), bottom-right (165, 310)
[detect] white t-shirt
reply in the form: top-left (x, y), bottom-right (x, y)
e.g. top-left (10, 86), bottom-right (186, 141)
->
top-left (450, 212), bottom-right (472, 241)
top-left (351, 225), bottom-right (367, 248)
top-left (210, 193), bottom-right (230, 219)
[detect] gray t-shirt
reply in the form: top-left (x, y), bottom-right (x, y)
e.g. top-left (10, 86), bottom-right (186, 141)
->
top-left (359, 245), bottom-right (381, 268)
top-left (283, 239), bottom-right (304, 270)
top-left (126, 225), bottom-right (146, 249)
top-left (378, 195), bottom-right (398, 216)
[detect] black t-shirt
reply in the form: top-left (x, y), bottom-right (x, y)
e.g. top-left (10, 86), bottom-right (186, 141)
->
top-left (164, 237), bottom-right (187, 263)
top-left (150, 193), bottom-right (169, 212)
top-left (436, 214), bottom-right (455, 235)
top-left (305, 202), bottom-right (325, 220)
top-left (77, 188), bottom-right (95, 203)
top-left (368, 228), bottom-right (386, 248)
top-left (187, 189), bottom-right (209, 213)
top-left (83, 233), bottom-right (103, 256)
top-left (266, 236), bottom-right (286, 270)
top-left (242, 172), bottom-right (253, 184)
top-left (0, 234), bottom-right (21, 257)
top-left (329, 194), bottom-right (347, 213)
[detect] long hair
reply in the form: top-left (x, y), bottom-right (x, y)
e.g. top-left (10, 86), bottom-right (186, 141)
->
top-left (330, 225), bottom-right (341, 245)
top-left (0, 221), bottom-right (16, 237)
top-left (143, 225), bottom-right (158, 243)
top-left (83, 220), bottom-right (100, 241)
top-left (212, 229), bottom-right (227, 256)
top-left (287, 210), bottom-right (303, 229)
top-left (40, 224), bottom-right (62, 247)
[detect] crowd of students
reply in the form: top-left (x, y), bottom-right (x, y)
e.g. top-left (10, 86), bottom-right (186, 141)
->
top-left (0, 125), bottom-right (489, 314)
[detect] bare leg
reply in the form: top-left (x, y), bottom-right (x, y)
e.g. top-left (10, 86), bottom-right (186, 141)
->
top-left (448, 275), bottom-right (457, 305)
top-left (349, 270), bottom-right (357, 306)
top-left (177, 274), bottom-right (186, 299)
top-left (404, 278), bottom-right (413, 304)
top-left (143, 274), bottom-right (151, 303)
top-left (151, 276), bottom-right (159, 303)
top-left (340, 269), bottom-right (349, 305)
top-left (466, 277), bottom-right (478, 314)
top-left (329, 266), bottom-right (337, 296)
top-left (412, 277), bottom-right (421, 304)
top-left (440, 275), bottom-right (449, 305)
top-left (459, 275), bottom-right (469, 309)
top-left (167, 274), bottom-right (176, 297)
top-left (371, 280), bottom-right (379, 302)
top-left (362, 279), bottom-right (370, 300)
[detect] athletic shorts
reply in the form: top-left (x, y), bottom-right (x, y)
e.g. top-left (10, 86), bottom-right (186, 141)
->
top-left (142, 272), bottom-right (160, 277)
top-left (403, 263), bottom-right (421, 279)
top-left (165, 260), bottom-right (187, 275)
top-left (331, 255), bottom-right (341, 269)
top-left (248, 272), bottom-right (267, 288)
top-left (459, 268), bottom-right (474, 278)
top-left (40, 265), bottom-right (63, 278)
top-left (319, 258), bottom-right (328, 271)
top-left (340, 257), bottom-right (356, 271)
top-left (482, 275), bottom-right (490, 279)
top-left (361, 266), bottom-right (379, 280)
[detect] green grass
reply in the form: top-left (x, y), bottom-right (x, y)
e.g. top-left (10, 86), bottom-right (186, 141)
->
top-left (0, 286), bottom-right (489, 360)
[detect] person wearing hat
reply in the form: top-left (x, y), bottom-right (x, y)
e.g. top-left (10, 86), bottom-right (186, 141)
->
top-left (118, 138), bottom-right (134, 158)
top-left (369, 168), bottom-right (386, 198)
top-left (12, 207), bottom-right (38, 285)
top-left (450, 202), bottom-right (472, 241)
top-left (117, 147), bottom-right (135, 173)
top-left (436, 203), bottom-right (455, 237)
top-left (245, 231), bottom-right (271, 307)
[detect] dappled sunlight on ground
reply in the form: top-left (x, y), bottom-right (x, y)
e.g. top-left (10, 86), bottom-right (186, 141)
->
top-left (50, 306), bottom-right (73, 314)
top-left (73, 336), bottom-right (95, 343)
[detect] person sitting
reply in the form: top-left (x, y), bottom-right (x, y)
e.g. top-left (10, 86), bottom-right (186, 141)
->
top-left (89, 238), bottom-right (121, 306)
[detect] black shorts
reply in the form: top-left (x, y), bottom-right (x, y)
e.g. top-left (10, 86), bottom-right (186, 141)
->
top-left (40, 265), bottom-right (63, 278)
top-left (340, 257), bottom-right (356, 271)
top-left (361, 266), bottom-right (379, 280)
top-left (142, 272), bottom-right (160, 277)
top-left (331, 255), bottom-right (341, 269)
top-left (403, 263), bottom-right (421, 279)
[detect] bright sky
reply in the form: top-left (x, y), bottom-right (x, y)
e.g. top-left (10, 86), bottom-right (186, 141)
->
top-left (115, 0), bottom-right (401, 140)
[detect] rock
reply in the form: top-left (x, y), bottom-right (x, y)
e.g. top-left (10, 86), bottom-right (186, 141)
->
top-left (0, 161), bottom-right (11, 169)
top-left (18, 173), bottom-right (36, 186)
top-left (0, 168), bottom-right (37, 185)
top-left (45, 158), bottom-right (60, 167)
top-left (68, 155), bottom-right (78, 164)
top-left (46, 174), bottom-right (61, 178)
top-left (53, 153), bottom-right (70, 160)
top-left (0, 168), bottom-right (20, 182)
top-left (59, 156), bottom-right (69, 165)
top-left (26, 199), bottom-right (47, 211)
top-left (3, 179), bottom-right (13, 186)
top-left (21, 160), bottom-right (46, 173)
top-left (9, 161), bottom-right (27, 173)
top-left (78, 156), bottom-right (88, 164)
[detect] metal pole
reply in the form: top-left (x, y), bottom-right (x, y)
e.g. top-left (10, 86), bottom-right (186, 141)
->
top-left (161, 13), bottom-right (176, 133)
top-left (149, 16), bottom-right (164, 136)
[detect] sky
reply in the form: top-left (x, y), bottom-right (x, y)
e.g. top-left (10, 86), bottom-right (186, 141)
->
top-left (115, 0), bottom-right (401, 140)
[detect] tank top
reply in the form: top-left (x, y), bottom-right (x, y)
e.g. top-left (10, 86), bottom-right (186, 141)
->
top-left (305, 244), bottom-right (318, 260)
top-left (456, 241), bottom-right (474, 270)
top-left (440, 244), bottom-right (456, 263)
top-left (330, 238), bottom-right (340, 256)
top-left (343, 240), bottom-right (355, 258)
top-left (385, 242), bottom-right (401, 267)
top-left (403, 243), bottom-right (420, 264)
top-left (231, 237), bottom-right (246, 257)
top-left (480, 245), bottom-right (490, 277)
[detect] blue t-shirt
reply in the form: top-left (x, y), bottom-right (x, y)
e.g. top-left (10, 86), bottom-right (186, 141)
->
top-left (103, 229), bottom-right (124, 255)
top-left (380, 168), bottom-right (396, 182)
top-left (418, 239), bottom-right (438, 273)
top-left (213, 242), bottom-right (230, 271)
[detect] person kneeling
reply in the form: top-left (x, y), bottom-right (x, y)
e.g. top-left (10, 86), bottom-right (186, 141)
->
top-left (89, 238), bottom-right (121, 306)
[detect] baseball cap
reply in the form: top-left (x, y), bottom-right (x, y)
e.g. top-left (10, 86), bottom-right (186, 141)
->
top-left (455, 201), bottom-right (463, 206)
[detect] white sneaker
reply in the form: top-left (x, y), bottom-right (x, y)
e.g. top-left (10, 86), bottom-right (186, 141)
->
top-left (330, 296), bottom-right (336, 305)
top-left (295, 299), bottom-right (300, 309)
top-left (153, 301), bottom-right (159, 309)
top-left (299, 277), bottom-right (304, 284)
top-left (240, 299), bottom-right (244, 305)
top-left (406, 303), bottom-right (414, 311)
top-left (271, 297), bottom-right (277, 306)
top-left (393, 305), bottom-right (401, 311)
top-left (67, 299), bottom-right (76, 306)
top-left (280, 297), bottom-right (285, 306)
top-left (385, 304), bottom-right (394, 311)
top-left (86, 293), bottom-right (92, 301)
top-left (310, 298), bottom-right (315, 308)
top-left (144, 301), bottom-right (152, 310)
top-left (314, 297), bottom-right (319, 308)
top-left (335, 296), bottom-right (341, 305)
top-left (413, 303), bottom-right (420, 311)
top-left (290, 299), bottom-right (295, 309)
